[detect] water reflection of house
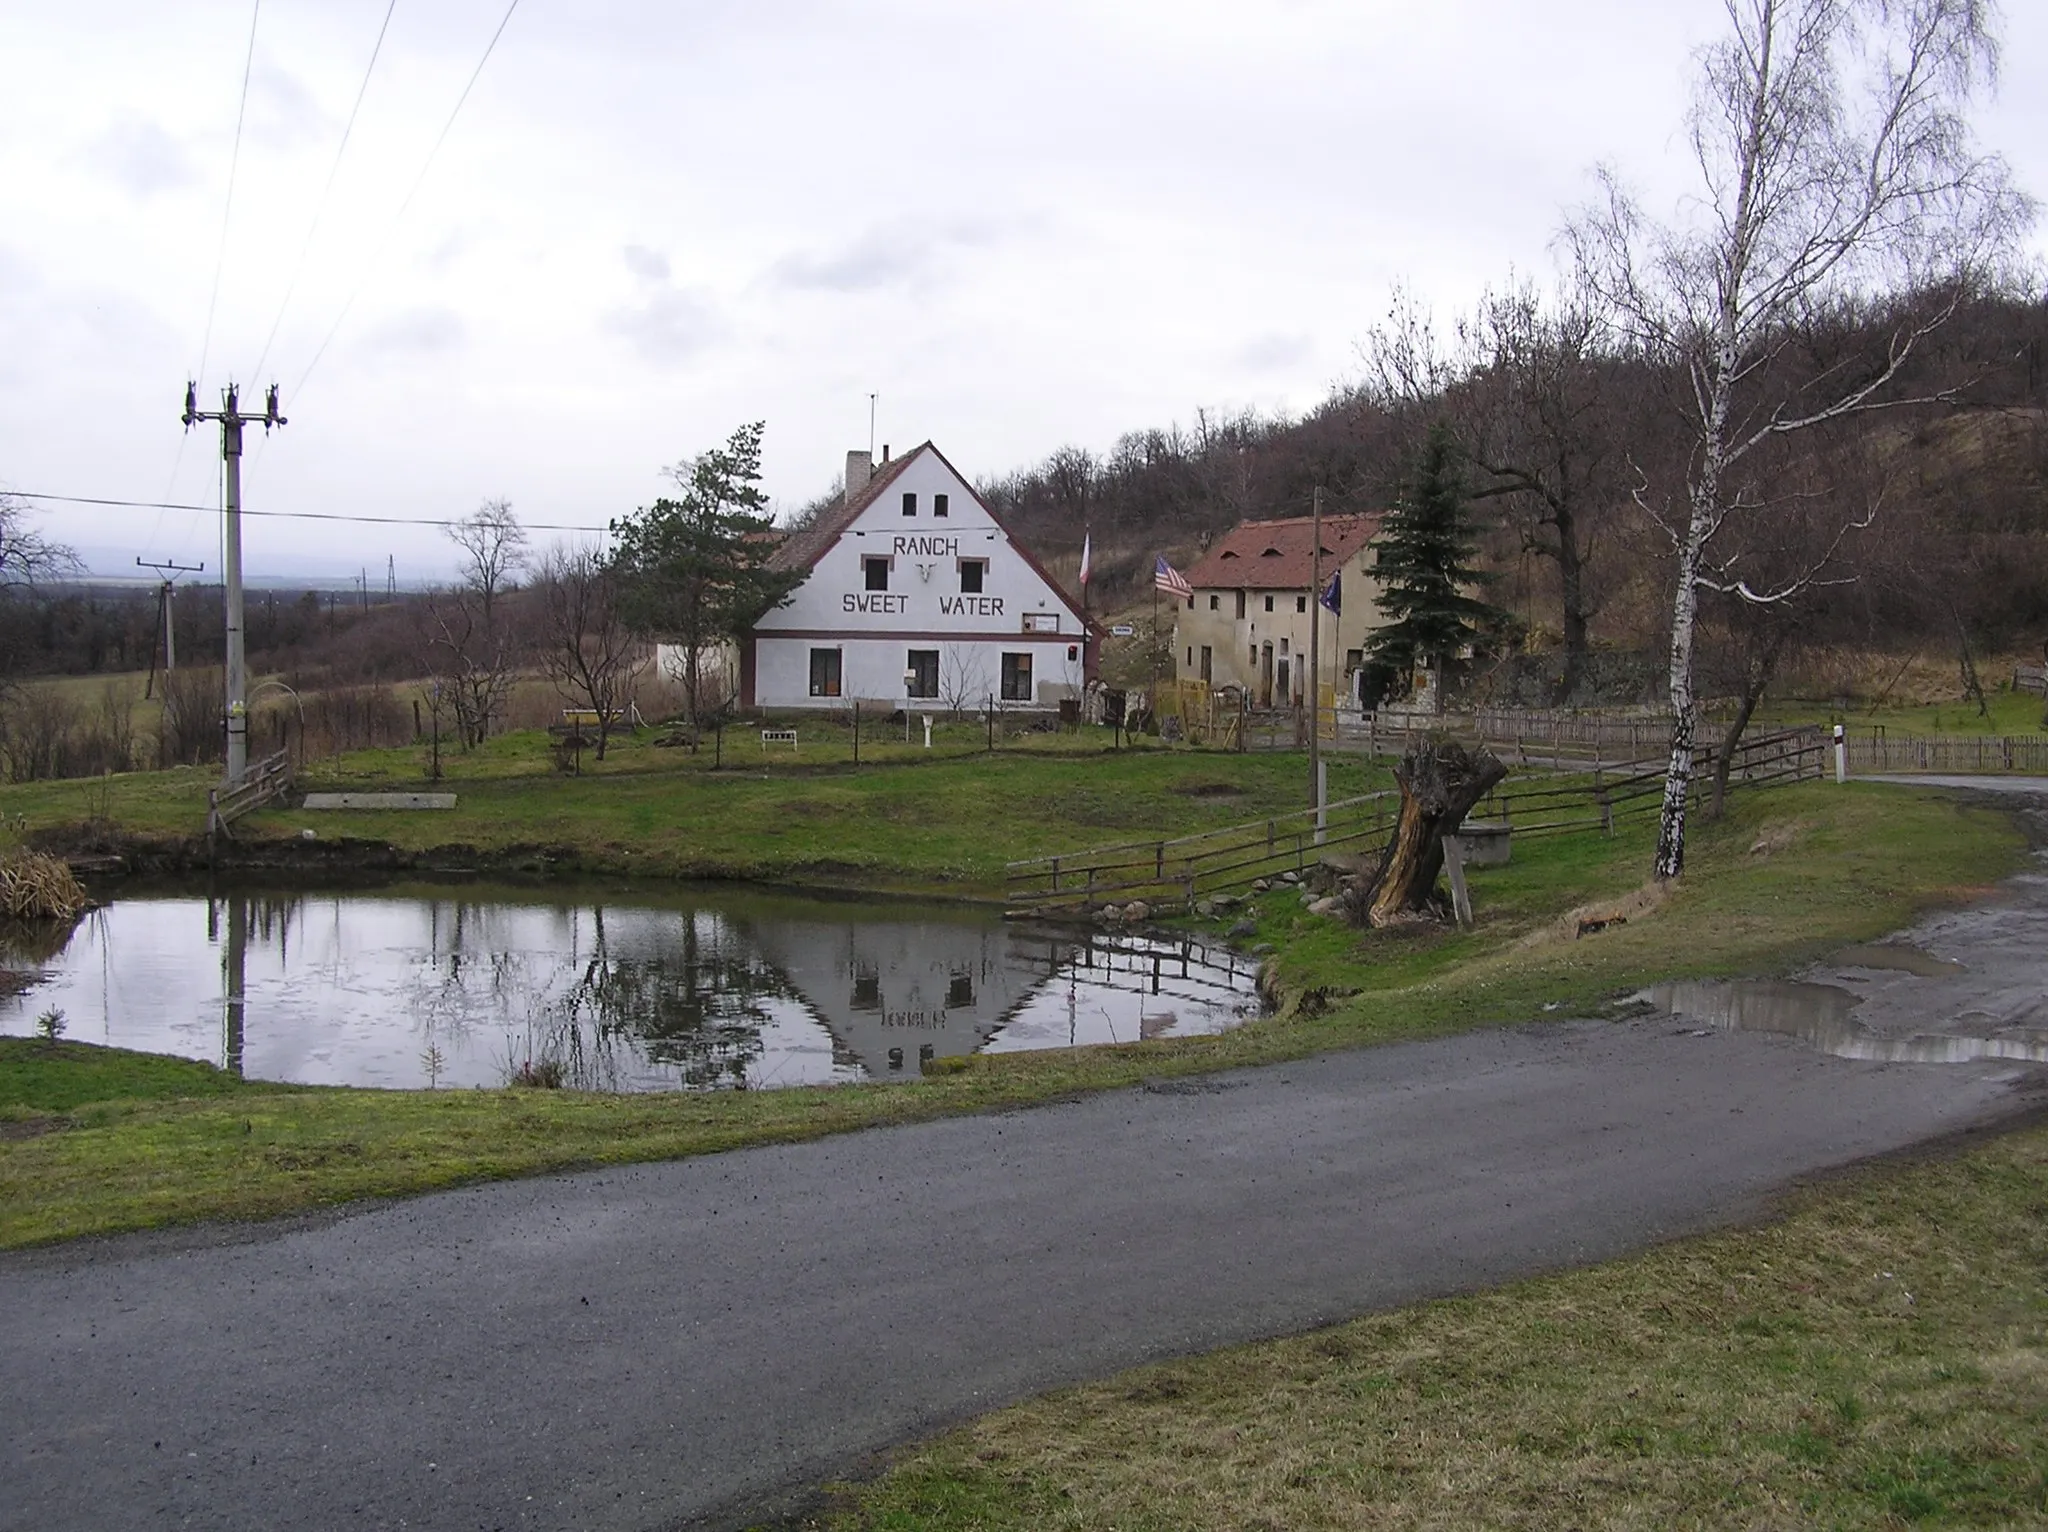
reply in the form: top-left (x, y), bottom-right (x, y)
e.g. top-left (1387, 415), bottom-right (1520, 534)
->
top-left (742, 916), bottom-right (1042, 1075)
top-left (743, 914), bottom-right (1256, 1074)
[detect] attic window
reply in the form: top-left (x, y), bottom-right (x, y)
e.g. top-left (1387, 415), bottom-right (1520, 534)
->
top-left (902, 492), bottom-right (917, 516)
top-left (933, 493), bottom-right (949, 518)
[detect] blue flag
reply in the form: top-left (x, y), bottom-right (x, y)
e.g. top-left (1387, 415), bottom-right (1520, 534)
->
top-left (1319, 570), bottom-right (1341, 615)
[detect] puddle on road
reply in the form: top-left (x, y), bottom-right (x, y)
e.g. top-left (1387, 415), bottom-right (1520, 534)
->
top-left (1640, 978), bottom-right (2048, 1065)
top-left (1829, 943), bottom-right (1968, 978)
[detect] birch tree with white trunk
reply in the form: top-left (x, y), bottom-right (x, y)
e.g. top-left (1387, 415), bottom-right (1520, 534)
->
top-left (1566, 0), bottom-right (2030, 878)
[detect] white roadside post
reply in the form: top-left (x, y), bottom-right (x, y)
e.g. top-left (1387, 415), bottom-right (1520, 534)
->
top-left (904, 670), bottom-right (917, 744)
top-left (1834, 723), bottom-right (1848, 784)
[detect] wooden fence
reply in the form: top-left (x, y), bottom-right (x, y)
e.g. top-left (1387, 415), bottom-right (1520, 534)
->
top-left (1006, 791), bottom-right (1399, 916)
top-left (205, 748), bottom-right (294, 837)
top-left (1844, 732), bottom-right (2048, 775)
top-left (1006, 726), bottom-right (1828, 915)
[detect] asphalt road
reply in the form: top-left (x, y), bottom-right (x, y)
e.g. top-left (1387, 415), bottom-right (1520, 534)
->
top-left (7, 964), bottom-right (2043, 1532)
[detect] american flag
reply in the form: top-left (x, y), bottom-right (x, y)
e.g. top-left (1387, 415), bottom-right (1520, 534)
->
top-left (1154, 556), bottom-right (1192, 599)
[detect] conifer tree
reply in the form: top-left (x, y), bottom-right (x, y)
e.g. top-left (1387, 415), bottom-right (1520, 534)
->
top-left (1364, 421), bottom-right (1501, 697)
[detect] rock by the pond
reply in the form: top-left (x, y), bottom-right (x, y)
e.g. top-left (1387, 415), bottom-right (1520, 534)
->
top-left (1098, 904), bottom-right (1122, 924)
top-left (1123, 900), bottom-right (1151, 923)
top-left (1194, 898), bottom-right (1218, 918)
top-left (1279, 870), bottom-right (1302, 885)
top-left (1306, 895), bottom-right (1342, 917)
top-left (1252, 942), bottom-right (1276, 955)
top-left (1227, 919), bottom-right (1258, 938)
top-left (1251, 878), bottom-right (1271, 893)
top-left (1209, 893), bottom-right (1240, 911)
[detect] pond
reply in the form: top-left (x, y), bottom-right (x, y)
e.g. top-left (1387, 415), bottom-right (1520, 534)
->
top-left (0, 880), bottom-right (1261, 1092)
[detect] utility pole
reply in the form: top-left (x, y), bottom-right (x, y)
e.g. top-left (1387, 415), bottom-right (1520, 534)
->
top-left (182, 381), bottom-right (286, 786)
top-left (137, 556), bottom-right (204, 700)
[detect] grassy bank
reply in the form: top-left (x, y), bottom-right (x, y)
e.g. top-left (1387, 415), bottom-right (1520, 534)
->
top-left (0, 781), bottom-right (2021, 1249)
top-left (807, 1119), bottom-right (2048, 1531)
top-left (1, 731), bottom-right (1389, 895)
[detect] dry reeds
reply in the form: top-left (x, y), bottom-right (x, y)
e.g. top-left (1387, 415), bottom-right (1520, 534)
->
top-left (0, 849), bottom-right (88, 922)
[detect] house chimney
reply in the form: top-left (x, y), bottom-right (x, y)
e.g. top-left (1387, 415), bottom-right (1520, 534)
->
top-left (844, 449), bottom-right (872, 506)
top-left (881, 443), bottom-right (890, 463)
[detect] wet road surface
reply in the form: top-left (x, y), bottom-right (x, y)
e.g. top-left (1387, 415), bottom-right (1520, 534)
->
top-left (7, 872), bottom-right (2048, 1531)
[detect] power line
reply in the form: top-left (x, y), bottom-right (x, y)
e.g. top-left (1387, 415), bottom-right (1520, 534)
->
top-left (249, 0), bottom-right (400, 384)
top-left (155, 0), bottom-right (263, 559)
top-left (195, 0), bottom-right (264, 395)
top-left (10, 488), bottom-right (611, 536)
top-left (291, 0), bottom-right (523, 402)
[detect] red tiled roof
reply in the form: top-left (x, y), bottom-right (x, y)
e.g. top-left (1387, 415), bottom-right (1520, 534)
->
top-left (1182, 512), bottom-right (1382, 591)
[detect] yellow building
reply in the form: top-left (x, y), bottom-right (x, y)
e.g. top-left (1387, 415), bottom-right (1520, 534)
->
top-left (1171, 513), bottom-right (1388, 708)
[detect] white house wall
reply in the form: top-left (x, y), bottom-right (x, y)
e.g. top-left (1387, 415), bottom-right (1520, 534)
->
top-left (753, 448), bottom-right (1088, 709)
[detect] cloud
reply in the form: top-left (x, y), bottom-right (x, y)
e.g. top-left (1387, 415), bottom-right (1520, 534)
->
top-left (1232, 332), bottom-right (1313, 371)
top-left (621, 244), bottom-right (671, 284)
top-left (606, 245), bottom-right (724, 364)
top-left (607, 288), bottom-right (724, 365)
top-left (87, 121), bottom-right (197, 198)
top-left (359, 306), bottom-right (468, 355)
top-left (767, 220), bottom-right (1005, 294)
top-left (248, 59), bottom-right (331, 150)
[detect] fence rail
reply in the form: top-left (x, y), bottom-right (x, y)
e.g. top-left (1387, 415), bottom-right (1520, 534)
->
top-left (1006, 725), bottom-right (1828, 916)
top-left (1006, 791), bottom-right (1399, 915)
top-left (206, 749), bottom-right (294, 836)
top-left (1844, 732), bottom-right (2048, 774)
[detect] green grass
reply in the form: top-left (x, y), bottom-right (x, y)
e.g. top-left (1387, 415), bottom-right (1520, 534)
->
top-left (0, 1036), bottom-right (265, 1116)
top-left (804, 1121), bottom-right (2048, 1531)
top-left (3, 731), bottom-right (1391, 895)
top-left (0, 781), bottom-right (2021, 1249)
top-left (1755, 681), bottom-right (2047, 738)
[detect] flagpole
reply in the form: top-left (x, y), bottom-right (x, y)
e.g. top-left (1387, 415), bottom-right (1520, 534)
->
top-left (1309, 487), bottom-right (1322, 816)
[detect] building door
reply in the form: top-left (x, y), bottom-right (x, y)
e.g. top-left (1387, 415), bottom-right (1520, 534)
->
top-left (1198, 645), bottom-right (1212, 683)
top-left (1259, 643), bottom-right (1273, 707)
top-left (1276, 657), bottom-right (1291, 705)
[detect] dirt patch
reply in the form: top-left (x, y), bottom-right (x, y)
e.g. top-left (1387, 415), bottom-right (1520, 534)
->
top-left (0, 1114), bottom-right (69, 1142)
top-left (1176, 781), bottom-right (1248, 799)
top-left (1518, 880), bottom-right (1675, 950)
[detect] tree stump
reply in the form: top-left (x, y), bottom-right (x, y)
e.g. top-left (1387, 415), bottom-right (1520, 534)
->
top-left (1349, 740), bottom-right (1508, 927)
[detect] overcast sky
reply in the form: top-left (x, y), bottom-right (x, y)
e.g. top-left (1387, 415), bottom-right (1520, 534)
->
top-left (4, 0), bottom-right (2044, 581)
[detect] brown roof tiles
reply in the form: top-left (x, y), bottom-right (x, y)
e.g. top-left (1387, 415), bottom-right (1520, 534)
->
top-left (1182, 512), bottom-right (1383, 591)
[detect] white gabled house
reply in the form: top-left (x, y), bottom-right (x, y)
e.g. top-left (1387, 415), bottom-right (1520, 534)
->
top-left (738, 442), bottom-right (1093, 711)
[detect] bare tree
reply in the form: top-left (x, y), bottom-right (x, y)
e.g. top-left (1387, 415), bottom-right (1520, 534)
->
top-left (1567, 0), bottom-right (2032, 877)
top-left (938, 644), bottom-right (993, 718)
top-left (536, 545), bottom-right (645, 760)
top-left (0, 496), bottom-right (80, 697)
top-left (420, 500), bottom-right (529, 747)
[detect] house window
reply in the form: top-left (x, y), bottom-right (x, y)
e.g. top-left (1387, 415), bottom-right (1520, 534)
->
top-left (959, 558), bottom-right (986, 593)
top-left (1022, 611), bottom-right (1060, 633)
top-left (1235, 590), bottom-right (1247, 619)
top-left (947, 971), bottom-right (975, 1007)
top-left (864, 556), bottom-right (890, 591)
top-left (1296, 596), bottom-right (1308, 613)
top-left (1186, 647), bottom-right (1193, 667)
top-left (1000, 652), bottom-right (1033, 701)
top-left (933, 493), bottom-right (949, 518)
top-left (1264, 595), bottom-right (1275, 612)
top-left (907, 649), bottom-right (939, 699)
top-left (1209, 594), bottom-right (1220, 611)
top-left (1345, 648), bottom-right (1363, 671)
top-left (1280, 638), bottom-right (1289, 657)
top-left (901, 492), bottom-right (917, 516)
top-left (1199, 645), bottom-right (1212, 682)
top-left (808, 648), bottom-right (842, 698)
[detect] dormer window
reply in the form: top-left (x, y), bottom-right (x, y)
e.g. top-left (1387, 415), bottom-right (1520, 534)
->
top-left (902, 492), bottom-right (917, 516)
top-left (1261, 546), bottom-right (1282, 557)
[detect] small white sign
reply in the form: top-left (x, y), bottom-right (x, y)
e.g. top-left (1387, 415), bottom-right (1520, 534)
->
top-left (1110, 623), bottom-right (1136, 637)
